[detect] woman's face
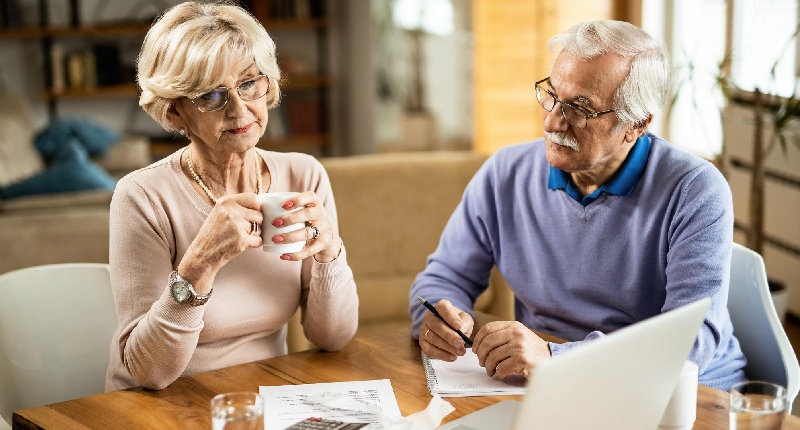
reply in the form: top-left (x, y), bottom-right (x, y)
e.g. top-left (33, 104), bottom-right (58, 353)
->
top-left (169, 63), bottom-right (269, 155)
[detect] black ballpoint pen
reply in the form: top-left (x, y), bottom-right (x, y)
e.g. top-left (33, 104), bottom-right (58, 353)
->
top-left (418, 296), bottom-right (473, 347)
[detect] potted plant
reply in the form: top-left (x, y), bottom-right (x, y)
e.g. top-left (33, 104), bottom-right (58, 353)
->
top-left (670, 29), bottom-right (800, 323)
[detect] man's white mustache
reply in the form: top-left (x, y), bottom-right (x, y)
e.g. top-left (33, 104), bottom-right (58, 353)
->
top-left (545, 131), bottom-right (580, 151)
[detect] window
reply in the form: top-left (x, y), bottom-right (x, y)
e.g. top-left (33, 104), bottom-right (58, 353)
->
top-left (645, 0), bottom-right (799, 158)
top-left (732, 0), bottom-right (797, 96)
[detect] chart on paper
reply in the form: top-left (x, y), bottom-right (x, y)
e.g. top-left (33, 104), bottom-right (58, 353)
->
top-left (259, 379), bottom-right (401, 430)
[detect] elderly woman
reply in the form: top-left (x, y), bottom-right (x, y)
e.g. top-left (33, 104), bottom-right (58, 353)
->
top-left (105, 1), bottom-right (357, 391)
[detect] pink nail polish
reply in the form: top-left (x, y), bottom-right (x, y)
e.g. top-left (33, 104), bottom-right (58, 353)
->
top-left (273, 235), bottom-right (284, 243)
top-left (282, 200), bottom-right (294, 209)
top-left (280, 254), bottom-right (291, 260)
top-left (272, 219), bottom-right (283, 227)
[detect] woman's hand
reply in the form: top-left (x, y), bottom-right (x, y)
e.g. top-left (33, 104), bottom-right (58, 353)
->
top-left (268, 191), bottom-right (342, 263)
top-left (178, 193), bottom-right (263, 290)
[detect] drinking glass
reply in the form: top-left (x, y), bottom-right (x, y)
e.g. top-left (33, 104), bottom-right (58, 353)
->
top-left (729, 381), bottom-right (786, 430)
top-left (211, 392), bottom-right (265, 430)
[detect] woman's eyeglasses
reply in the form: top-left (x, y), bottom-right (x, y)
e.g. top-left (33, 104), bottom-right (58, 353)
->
top-left (187, 74), bottom-right (270, 112)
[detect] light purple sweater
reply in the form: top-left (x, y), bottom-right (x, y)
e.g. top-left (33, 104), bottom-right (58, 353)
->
top-left (409, 133), bottom-right (746, 390)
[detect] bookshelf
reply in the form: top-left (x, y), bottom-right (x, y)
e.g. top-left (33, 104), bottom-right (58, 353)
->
top-left (0, 0), bottom-right (333, 157)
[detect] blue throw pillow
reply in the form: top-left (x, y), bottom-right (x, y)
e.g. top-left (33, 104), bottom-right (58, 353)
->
top-left (0, 138), bottom-right (116, 199)
top-left (34, 118), bottom-right (119, 159)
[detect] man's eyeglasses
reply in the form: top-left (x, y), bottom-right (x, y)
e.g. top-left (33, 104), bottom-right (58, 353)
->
top-left (187, 74), bottom-right (270, 112)
top-left (535, 77), bottom-right (616, 128)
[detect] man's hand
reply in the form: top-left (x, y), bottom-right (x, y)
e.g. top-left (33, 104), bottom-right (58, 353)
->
top-left (419, 299), bottom-right (474, 361)
top-left (472, 321), bottom-right (551, 379)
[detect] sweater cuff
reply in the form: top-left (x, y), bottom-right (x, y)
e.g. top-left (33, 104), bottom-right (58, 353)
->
top-left (311, 244), bottom-right (352, 292)
top-left (548, 330), bottom-right (606, 356)
top-left (153, 286), bottom-right (206, 329)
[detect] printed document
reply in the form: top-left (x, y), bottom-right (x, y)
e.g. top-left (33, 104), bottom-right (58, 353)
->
top-left (260, 379), bottom-right (401, 430)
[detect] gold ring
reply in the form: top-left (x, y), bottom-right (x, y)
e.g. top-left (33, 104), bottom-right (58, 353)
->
top-left (425, 329), bottom-right (431, 342)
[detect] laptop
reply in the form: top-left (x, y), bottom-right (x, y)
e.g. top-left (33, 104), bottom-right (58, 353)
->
top-left (437, 298), bottom-right (711, 430)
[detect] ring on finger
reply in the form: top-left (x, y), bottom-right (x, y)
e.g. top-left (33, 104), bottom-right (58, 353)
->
top-left (249, 221), bottom-right (259, 235)
top-left (310, 225), bottom-right (320, 240)
top-left (425, 329), bottom-right (431, 342)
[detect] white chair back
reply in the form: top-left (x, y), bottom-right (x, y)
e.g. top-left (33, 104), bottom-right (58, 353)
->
top-left (0, 263), bottom-right (117, 424)
top-left (728, 243), bottom-right (800, 410)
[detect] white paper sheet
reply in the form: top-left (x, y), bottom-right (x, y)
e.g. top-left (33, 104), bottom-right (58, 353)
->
top-left (259, 379), bottom-right (402, 430)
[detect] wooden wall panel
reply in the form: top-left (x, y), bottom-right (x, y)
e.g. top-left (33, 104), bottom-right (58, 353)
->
top-left (473, 0), bottom-right (615, 154)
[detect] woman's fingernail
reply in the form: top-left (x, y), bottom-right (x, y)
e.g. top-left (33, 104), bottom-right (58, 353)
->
top-left (273, 235), bottom-right (284, 243)
top-left (272, 219), bottom-right (283, 227)
top-left (282, 200), bottom-right (294, 209)
top-left (280, 254), bottom-right (291, 260)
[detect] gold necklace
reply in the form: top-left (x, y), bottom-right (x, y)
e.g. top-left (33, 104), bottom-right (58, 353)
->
top-left (186, 150), bottom-right (262, 204)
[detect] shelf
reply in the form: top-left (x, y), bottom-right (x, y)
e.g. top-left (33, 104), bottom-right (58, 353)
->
top-left (0, 22), bottom-right (151, 39)
top-left (0, 19), bottom-right (327, 40)
top-left (43, 83), bottom-right (139, 100)
top-left (284, 74), bottom-right (330, 90)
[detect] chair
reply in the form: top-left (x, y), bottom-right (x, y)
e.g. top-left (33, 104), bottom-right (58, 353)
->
top-left (727, 242), bottom-right (800, 410)
top-left (0, 263), bottom-right (117, 426)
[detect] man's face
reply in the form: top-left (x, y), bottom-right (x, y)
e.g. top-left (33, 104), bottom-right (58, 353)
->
top-left (542, 51), bottom-right (638, 175)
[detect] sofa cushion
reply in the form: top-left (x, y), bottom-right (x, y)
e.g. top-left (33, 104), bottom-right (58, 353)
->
top-left (0, 94), bottom-right (44, 187)
top-left (321, 151), bottom-right (490, 323)
top-left (0, 189), bottom-right (112, 213)
top-left (322, 151), bottom-right (488, 279)
top-left (0, 139), bottom-right (116, 200)
top-left (34, 117), bottom-right (119, 159)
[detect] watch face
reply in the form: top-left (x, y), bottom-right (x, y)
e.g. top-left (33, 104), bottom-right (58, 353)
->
top-left (171, 280), bottom-right (191, 303)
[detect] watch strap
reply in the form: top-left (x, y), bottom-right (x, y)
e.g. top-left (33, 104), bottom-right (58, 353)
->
top-left (170, 270), bottom-right (212, 306)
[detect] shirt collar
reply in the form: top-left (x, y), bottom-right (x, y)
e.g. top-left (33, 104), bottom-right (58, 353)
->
top-left (547, 134), bottom-right (652, 205)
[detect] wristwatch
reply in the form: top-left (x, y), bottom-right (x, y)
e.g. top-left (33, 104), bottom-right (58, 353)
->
top-left (169, 270), bottom-right (212, 306)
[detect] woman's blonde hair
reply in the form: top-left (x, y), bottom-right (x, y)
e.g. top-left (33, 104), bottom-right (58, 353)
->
top-left (137, 1), bottom-right (281, 132)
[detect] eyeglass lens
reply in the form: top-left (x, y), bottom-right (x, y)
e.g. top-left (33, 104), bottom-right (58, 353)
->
top-left (193, 75), bottom-right (269, 112)
top-left (536, 85), bottom-right (587, 128)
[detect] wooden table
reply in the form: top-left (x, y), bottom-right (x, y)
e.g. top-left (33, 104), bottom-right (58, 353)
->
top-left (12, 328), bottom-right (800, 429)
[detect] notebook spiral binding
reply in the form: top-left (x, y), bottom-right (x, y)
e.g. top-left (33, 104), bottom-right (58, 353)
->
top-left (421, 352), bottom-right (439, 395)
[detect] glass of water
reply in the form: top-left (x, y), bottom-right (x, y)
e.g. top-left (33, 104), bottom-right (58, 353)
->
top-left (729, 381), bottom-right (787, 430)
top-left (211, 392), bottom-right (265, 430)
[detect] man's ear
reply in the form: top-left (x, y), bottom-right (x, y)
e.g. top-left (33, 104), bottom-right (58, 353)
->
top-left (624, 115), bottom-right (653, 142)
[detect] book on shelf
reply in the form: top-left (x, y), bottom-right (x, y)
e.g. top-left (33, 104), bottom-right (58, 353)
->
top-left (66, 51), bottom-right (85, 89)
top-left (93, 44), bottom-right (123, 86)
top-left (1, 0), bottom-right (21, 28)
top-left (50, 43), bottom-right (65, 93)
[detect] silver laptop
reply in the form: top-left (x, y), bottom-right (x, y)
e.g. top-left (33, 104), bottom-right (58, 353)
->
top-left (438, 298), bottom-right (711, 430)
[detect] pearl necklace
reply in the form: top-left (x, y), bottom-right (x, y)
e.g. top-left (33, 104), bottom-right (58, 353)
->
top-left (186, 150), bottom-right (262, 204)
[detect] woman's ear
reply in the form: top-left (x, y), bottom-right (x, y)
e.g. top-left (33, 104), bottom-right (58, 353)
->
top-left (166, 102), bottom-right (185, 132)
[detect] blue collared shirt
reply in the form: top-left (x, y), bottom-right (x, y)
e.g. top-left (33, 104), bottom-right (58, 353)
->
top-left (547, 134), bottom-right (652, 206)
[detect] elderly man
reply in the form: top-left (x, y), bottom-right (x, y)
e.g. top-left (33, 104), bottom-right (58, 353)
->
top-left (409, 20), bottom-right (746, 391)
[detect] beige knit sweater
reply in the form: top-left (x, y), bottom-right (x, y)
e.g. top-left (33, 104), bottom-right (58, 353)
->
top-left (105, 148), bottom-right (358, 391)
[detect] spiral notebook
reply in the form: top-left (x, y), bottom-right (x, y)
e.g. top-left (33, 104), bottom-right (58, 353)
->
top-left (421, 350), bottom-right (527, 397)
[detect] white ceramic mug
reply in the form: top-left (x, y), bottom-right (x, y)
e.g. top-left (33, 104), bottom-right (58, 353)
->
top-left (658, 360), bottom-right (698, 430)
top-left (258, 192), bottom-right (305, 254)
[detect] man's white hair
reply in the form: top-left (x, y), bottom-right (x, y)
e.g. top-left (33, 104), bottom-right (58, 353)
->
top-left (548, 20), bottom-right (670, 127)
